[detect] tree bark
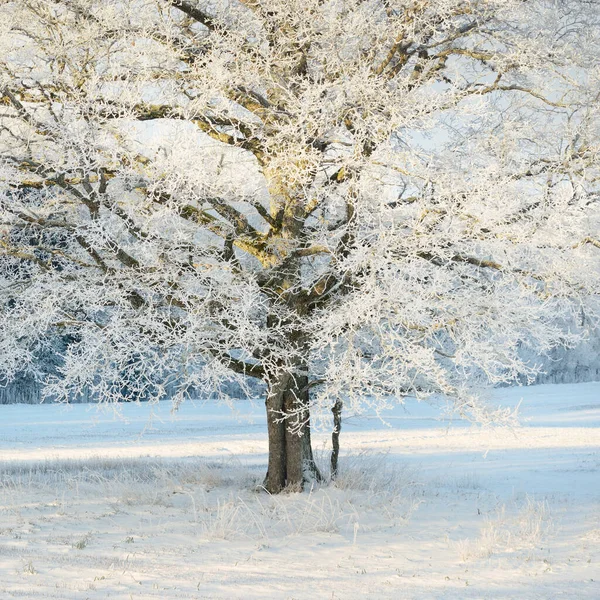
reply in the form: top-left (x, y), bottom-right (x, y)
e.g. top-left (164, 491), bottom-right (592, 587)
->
top-left (284, 381), bottom-right (304, 491)
top-left (263, 368), bottom-right (322, 493)
top-left (330, 399), bottom-right (343, 479)
top-left (298, 374), bottom-right (321, 482)
top-left (264, 372), bottom-right (289, 494)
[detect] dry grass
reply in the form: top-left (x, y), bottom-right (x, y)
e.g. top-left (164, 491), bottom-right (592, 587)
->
top-left (0, 453), bottom-right (418, 546)
top-left (456, 496), bottom-right (553, 561)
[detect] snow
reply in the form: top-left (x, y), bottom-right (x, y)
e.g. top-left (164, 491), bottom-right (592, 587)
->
top-left (1, 382), bottom-right (599, 599)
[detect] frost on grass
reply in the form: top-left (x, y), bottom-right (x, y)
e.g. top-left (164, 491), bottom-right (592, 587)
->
top-left (1, 387), bottom-right (598, 598)
top-left (0, 453), bottom-right (418, 547)
top-left (456, 496), bottom-right (553, 562)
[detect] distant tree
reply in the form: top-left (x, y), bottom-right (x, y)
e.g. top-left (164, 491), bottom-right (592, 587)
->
top-left (1, 0), bottom-right (599, 492)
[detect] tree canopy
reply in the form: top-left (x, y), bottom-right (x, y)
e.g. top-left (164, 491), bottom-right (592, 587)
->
top-left (1, 0), bottom-right (599, 491)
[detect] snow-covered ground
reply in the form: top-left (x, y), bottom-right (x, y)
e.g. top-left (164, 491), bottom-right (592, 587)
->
top-left (0, 383), bottom-right (599, 599)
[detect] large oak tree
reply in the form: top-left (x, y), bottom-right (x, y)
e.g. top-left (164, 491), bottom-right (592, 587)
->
top-left (1, 0), bottom-right (599, 492)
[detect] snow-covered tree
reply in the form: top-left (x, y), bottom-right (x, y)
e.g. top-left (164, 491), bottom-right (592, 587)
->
top-left (1, 0), bottom-right (599, 492)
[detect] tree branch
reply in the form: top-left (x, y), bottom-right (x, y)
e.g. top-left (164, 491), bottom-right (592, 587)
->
top-left (574, 237), bottom-right (600, 250)
top-left (209, 350), bottom-right (265, 379)
top-left (170, 0), bottom-right (217, 30)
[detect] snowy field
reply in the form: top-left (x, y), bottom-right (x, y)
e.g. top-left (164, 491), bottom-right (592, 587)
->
top-left (0, 383), bottom-right (599, 599)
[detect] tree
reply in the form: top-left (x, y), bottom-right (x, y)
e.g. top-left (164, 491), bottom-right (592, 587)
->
top-left (1, 0), bottom-right (599, 493)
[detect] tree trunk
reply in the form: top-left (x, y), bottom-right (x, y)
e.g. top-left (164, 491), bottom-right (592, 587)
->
top-left (299, 374), bottom-right (320, 482)
top-left (330, 399), bottom-right (343, 479)
top-left (263, 369), bottom-right (322, 493)
top-left (264, 371), bottom-right (288, 494)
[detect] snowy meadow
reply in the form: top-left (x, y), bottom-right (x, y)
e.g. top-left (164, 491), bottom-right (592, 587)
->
top-left (2, 0), bottom-right (600, 598)
top-left (1, 383), bottom-right (599, 599)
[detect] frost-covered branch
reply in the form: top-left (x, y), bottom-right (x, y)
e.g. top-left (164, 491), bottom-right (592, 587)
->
top-left (1, 0), bottom-right (599, 492)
